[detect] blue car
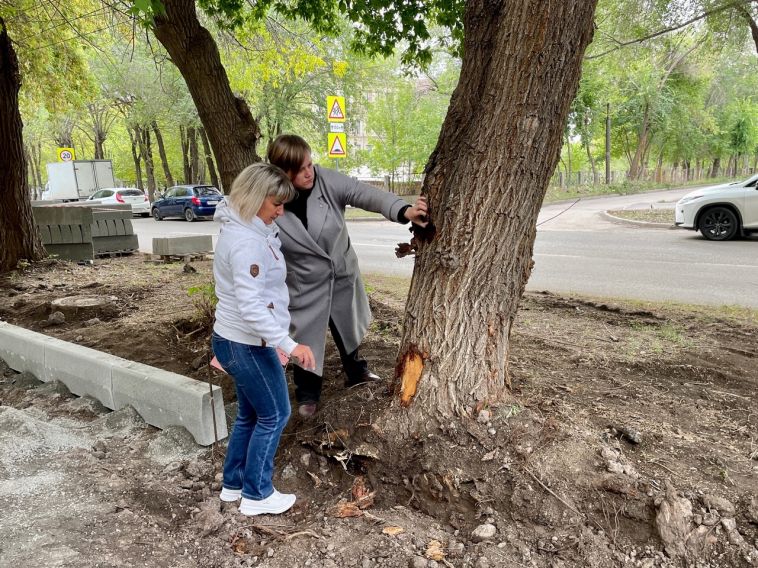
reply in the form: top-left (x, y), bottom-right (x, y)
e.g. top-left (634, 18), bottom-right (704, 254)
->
top-left (151, 185), bottom-right (223, 222)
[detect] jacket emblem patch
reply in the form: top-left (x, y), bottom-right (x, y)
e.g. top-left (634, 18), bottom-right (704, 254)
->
top-left (250, 264), bottom-right (260, 277)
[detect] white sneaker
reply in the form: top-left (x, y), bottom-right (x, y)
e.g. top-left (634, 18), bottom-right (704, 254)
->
top-left (220, 487), bottom-right (242, 502)
top-left (239, 490), bottom-right (296, 516)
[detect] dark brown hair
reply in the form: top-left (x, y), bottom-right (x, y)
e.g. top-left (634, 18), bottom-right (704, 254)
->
top-left (266, 134), bottom-right (312, 176)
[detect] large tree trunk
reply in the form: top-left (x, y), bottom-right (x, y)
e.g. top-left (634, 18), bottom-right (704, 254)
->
top-left (152, 0), bottom-right (261, 192)
top-left (152, 120), bottom-right (174, 188)
top-left (0, 19), bottom-right (45, 273)
top-left (392, 0), bottom-right (598, 431)
top-left (199, 126), bottom-right (219, 188)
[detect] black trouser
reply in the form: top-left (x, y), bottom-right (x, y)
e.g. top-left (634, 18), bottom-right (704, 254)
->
top-left (293, 319), bottom-right (367, 404)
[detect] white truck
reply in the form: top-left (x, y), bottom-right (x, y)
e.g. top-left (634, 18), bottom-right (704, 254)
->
top-left (43, 160), bottom-right (115, 201)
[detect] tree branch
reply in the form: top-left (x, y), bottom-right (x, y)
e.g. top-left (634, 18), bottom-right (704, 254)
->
top-left (735, 2), bottom-right (758, 53)
top-left (586, 0), bottom-right (753, 59)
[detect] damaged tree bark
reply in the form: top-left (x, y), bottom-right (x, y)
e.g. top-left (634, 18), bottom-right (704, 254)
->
top-left (393, 0), bottom-right (598, 432)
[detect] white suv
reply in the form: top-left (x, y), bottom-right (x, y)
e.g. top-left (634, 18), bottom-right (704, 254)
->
top-left (675, 174), bottom-right (758, 240)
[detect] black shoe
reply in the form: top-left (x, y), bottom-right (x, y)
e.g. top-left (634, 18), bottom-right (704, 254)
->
top-left (345, 370), bottom-right (381, 387)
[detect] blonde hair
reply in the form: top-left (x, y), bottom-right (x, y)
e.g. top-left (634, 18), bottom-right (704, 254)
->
top-left (267, 134), bottom-right (311, 176)
top-left (228, 163), bottom-right (296, 222)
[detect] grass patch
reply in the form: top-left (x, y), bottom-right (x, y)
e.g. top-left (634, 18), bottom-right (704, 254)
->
top-left (363, 273), bottom-right (411, 302)
top-left (607, 209), bottom-right (674, 224)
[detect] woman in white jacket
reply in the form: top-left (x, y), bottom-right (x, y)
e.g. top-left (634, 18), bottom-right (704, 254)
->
top-left (212, 163), bottom-right (315, 516)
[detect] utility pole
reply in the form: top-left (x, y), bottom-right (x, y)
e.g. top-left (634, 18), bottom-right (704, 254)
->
top-left (605, 103), bottom-right (611, 184)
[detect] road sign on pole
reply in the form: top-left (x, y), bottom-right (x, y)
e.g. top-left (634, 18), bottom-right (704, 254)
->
top-left (328, 133), bottom-right (347, 159)
top-left (326, 96), bottom-right (346, 123)
top-left (326, 96), bottom-right (347, 160)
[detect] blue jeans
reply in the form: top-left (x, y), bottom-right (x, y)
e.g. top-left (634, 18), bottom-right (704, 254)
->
top-left (212, 332), bottom-right (291, 500)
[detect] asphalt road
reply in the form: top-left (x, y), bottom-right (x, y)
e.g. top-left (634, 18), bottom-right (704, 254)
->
top-left (133, 188), bottom-right (758, 308)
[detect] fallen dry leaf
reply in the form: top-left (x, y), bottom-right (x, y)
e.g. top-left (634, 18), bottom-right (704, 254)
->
top-left (382, 526), bottom-right (404, 536)
top-left (330, 500), bottom-right (363, 518)
top-left (425, 539), bottom-right (446, 561)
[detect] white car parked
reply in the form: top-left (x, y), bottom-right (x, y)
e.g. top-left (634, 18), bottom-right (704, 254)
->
top-left (675, 174), bottom-right (758, 240)
top-left (87, 187), bottom-right (150, 217)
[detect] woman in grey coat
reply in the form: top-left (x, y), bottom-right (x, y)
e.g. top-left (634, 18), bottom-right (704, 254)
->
top-left (267, 134), bottom-right (428, 417)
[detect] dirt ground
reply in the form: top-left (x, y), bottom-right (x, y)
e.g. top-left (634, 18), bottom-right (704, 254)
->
top-left (0, 255), bottom-right (757, 568)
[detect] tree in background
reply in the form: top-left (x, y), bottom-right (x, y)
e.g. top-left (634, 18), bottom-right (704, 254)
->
top-left (363, 76), bottom-right (449, 191)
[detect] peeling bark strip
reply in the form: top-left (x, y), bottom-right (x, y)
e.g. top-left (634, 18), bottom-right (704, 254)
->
top-left (152, 0), bottom-right (260, 192)
top-left (395, 346), bottom-right (425, 407)
top-left (396, 0), bottom-right (598, 428)
top-left (0, 18), bottom-right (45, 272)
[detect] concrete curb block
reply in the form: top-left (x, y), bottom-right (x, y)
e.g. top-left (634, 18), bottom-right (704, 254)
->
top-left (601, 210), bottom-right (678, 230)
top-left (0, 321), bottom-right (227, 446)
top-left (152, 235), bottom-right (213, 255)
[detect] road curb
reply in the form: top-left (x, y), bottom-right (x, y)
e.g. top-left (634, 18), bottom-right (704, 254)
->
top-left (0, 321), bottom-right (227, 446)
top-left (601, 210), bottom-right (677, 230)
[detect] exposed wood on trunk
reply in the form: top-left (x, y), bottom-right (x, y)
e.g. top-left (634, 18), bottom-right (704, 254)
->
top-left (152, 120), bottom-right (174, 188)
top-left (152, 0), bottom-right (261, 192)
top-left (199, 126), bottom-right (219, 188)
top-left (391, 0), bottom-right (598, 431)
top-left (0, 18), bottom-right (45, 272)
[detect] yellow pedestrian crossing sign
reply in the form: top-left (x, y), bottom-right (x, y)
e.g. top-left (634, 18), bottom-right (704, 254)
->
top-left (327, 96), bottom-right (346, 123)
top-left (328, 133), bottom-right (347, 159)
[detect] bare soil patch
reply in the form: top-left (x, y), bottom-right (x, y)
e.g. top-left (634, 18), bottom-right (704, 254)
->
top-left (0, 256), bottom-right (756, 567)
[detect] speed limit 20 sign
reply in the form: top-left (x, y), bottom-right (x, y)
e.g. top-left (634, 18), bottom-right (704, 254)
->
top-left (57, 147), bottom-right (75, 162)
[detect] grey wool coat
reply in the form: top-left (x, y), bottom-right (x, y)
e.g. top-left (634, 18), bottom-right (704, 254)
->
top-left (275, 165), bottom-right (409, 376)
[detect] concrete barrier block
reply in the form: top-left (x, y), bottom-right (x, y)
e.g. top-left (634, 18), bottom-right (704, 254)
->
top-left (45, 243), bottom-right (94, 261)
top-left (43, 341), bottom-right (115, 408)
top-left (152, 235), bottom-right (214, 256)
top-left (0, 322), bottom-right (48, 377)
top-left (32, 205), bottom-right (93, 226)
top-left (93, 234), bottom-right (139, 255)
top-left (39, 225), bottom-right (52, 244)
top-left (69, 224), bottom-right (83, 244)
top-left (111, 361), bottom-right (227, 446)
top-left (59, 224), bottom-right (73, 243)
top-left (50, 225), bottom-right (63, 244)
